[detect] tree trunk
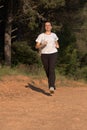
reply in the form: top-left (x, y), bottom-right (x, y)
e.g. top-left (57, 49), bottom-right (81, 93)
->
top-left (4, 0), bottom-right (13, 66)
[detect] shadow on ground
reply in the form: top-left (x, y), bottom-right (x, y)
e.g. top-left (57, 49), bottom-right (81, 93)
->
top-left (25, 83), bottom-right (51, 96)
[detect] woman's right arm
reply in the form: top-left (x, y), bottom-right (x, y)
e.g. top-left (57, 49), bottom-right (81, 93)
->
top-left (35, 42), bottom-right (47, 49)
top-left (35, 42), bottom-right (41, 49)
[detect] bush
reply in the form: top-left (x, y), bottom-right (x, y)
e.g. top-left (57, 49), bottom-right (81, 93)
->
top-left (75, 67), bottom-right (87, 80)
top-left (12, 41), bottom-right (41, 66)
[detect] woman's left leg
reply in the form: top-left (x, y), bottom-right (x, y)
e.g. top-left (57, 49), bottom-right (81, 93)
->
top-left (48, 53), bottom-right (57, 89)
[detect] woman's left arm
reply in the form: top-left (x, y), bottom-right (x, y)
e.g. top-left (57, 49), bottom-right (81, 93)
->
top-left (55, 41), bottom-right (59, 49)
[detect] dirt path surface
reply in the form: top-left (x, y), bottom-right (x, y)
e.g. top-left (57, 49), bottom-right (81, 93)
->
top-left (0, 75), bottom-right (87, 130)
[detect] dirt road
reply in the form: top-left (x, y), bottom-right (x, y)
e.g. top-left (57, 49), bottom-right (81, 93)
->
top-left (0, 75), bottom-right (87, 130)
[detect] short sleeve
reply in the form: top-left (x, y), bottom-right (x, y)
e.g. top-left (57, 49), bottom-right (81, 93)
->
top-left (36, 34), bottom-right (42, 43)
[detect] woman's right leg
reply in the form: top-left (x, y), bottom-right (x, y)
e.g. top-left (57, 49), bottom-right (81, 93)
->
top-left (41, 54), bottom-right (49, 78)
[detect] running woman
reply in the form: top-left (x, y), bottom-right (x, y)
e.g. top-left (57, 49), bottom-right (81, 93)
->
top-left (35, 21), bottom-right (59, 94)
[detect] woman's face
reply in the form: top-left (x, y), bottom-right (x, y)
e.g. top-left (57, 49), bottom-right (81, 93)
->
top-left (45, 22), bottom-right (52, 32)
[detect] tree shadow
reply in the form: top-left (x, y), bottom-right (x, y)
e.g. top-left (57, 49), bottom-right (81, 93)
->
top-left (25, 83), bottom-right (52, 96)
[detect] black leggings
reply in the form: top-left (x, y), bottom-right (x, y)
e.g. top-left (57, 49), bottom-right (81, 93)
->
top-left (41, 52), bottom-right (57, 89)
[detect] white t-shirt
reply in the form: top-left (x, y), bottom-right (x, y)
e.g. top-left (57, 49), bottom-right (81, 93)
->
top-left (36, 32), bottom-right (59, 54)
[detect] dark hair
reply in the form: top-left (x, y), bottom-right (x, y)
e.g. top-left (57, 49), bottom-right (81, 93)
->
top-left (44, 21), bottom-right (52, 26)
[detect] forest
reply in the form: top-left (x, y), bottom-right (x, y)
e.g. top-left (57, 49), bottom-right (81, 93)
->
top-left (0, 0), bottom-right (87, 80)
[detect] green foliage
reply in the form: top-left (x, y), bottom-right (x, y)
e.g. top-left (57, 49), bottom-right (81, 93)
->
top-left (58, 24), bottom-right (76, 64)
top-left (39, 0), bottom-right (65, 9)
top-left (28, 16), bottom-right (38, 30)
top-left (0, 0), bottom-right (87, 81)
top-left (57, 25), bottom-right (81, 79)
top-left (12, 41), bottom-right (41, 65)
top-left (11, 0), bottom-right (87, 81)
top-left (64, 49), bottom-right (80, 76)
top-left (76, 67), bottom-right (87, 80)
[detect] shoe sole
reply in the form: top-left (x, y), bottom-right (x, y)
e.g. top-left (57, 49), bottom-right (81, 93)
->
top-left (50, 90), bottom-right (54, 94)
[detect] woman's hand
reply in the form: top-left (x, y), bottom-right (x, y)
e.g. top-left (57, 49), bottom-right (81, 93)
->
top-left (35, 41), bottom-right (47, 49)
